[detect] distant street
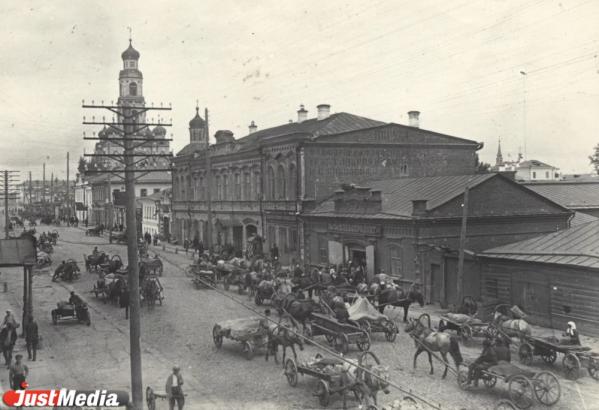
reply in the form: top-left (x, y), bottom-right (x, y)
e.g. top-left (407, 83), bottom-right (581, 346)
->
top-left (0, 224), bottom-right (597, 409)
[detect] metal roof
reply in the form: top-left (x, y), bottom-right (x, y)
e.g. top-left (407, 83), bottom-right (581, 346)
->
top-left (571, 211), bottom-right (598, 226)
top-left (309, 174), bottom-right (495, 217)
top-left (480, 219), bottom-right (599, 269)
top-left (524, 181), bottom-right (599, 209)
top-left (518, 159), bottom-right (558, 169)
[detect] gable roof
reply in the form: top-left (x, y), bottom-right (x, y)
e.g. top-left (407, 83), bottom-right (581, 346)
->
top-left (523, 181), bottom-right (599, 209)
top-left (480, 220), bottom-right (599, 269)
top-left (308, 173), bottom-right (569, 219)
top-left (518, 159), bottom-right (558, 169)
top-left (571, 211), bottom-right (598, 226)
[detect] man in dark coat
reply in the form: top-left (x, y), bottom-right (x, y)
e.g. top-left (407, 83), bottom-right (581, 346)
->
top-left (120, 285), bottom-right (130, 320)
top-left (468, 338), bottom-right (498, 386)
top-left (25, 316), bottom-right (39, 361)
top-left (270, 244), bottom-right (279, 261)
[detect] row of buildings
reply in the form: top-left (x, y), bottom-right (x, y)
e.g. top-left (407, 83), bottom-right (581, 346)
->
top-left (72, 41), bottom-right (599, 335)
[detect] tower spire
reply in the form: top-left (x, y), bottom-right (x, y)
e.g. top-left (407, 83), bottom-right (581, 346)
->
top-left (496, 137), bottom-right (504, 166)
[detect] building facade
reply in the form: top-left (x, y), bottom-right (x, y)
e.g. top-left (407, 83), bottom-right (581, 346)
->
top-left (139, 189), bottom-right (171, 239)
top-left (303, 173), bottom-right (572, 305)
top-left (515, 160), bottom-right (560, 182)
top-left (172, 106), bottom-right (483, 263)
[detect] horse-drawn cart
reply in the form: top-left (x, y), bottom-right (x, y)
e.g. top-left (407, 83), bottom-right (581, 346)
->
top-left (284, 351), bottom-right (389, 409)
top-left (145, 386), bottom-right (187, 410)
top-left (212, 317), bottom-right (268, 360)
top-left (348, 297), bottom-right (398, 342)
top-left (458, 362), bottom-right (561, 409)
top-left (141, 274), bottom-right (164, 306)
top-left (438, 313), bottom-right (490, 343)
top-left (140, 255), bottom-right (164, 276)
top-left (518, 335), bottom-right (599, 381)
top-left (51, 301), bottom-right (91, 326)
top-left (309, 312), bottom-right (371, 354)
top-left (86, 225), bottom-right (104, 236)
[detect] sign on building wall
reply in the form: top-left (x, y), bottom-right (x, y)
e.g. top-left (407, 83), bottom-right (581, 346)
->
top-left (327, 222), bottom-right (381, 236)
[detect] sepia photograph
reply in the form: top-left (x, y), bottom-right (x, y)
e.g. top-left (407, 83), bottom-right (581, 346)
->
top-left (1, 1), bottom-right (599, 409)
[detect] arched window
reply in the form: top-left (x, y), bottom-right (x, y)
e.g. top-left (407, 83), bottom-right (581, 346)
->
top-left (267, 167), bottom-right (275, 200)
top-left (277, 165), bottom-right (286, 200)
top-left (129, 82), bottom-right (138, 96)
top-left (288, 163), bottom-right (297, 200)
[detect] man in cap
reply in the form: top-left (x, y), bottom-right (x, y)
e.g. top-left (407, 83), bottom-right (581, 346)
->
top-left (165, 365), bottom-right (185, 410)
top-left (25, 316), bottom-right (39, 361)
top-left (1, 309), bottom-right (17, 330)
top-left (467, 338), bottom-right (498, 386)
top-left (9, 354), bottom-right (28, 390)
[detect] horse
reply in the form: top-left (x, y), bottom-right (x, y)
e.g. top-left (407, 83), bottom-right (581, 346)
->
top-left (404, 316), bottom-right (463, 378)
top-left (377, 285), bottom-right (424, 322)
top-left (107, 277), bottom-right (126, 305)
top-left (277, 294), bottom-right (323, 336)
top-left (141, 278), bottom-right (161, 306)
top-left (265, 314), bottom-right (304, 365)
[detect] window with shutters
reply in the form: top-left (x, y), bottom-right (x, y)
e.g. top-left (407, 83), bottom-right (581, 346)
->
top-left (389, 246), bottom-right (402, 275)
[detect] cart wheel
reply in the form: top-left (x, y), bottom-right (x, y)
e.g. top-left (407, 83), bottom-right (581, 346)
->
top-left (335, 333), bottom-right (349, 355)
top-left (51, 312), bottom-right (58, 325)
top-left (533, 371), bottom-right (561, 406)
top-left (146, 386), bottom-right (156, 410)
top-left (518, 343), bottom-right (534, 366)
top-left (284, 358), bottom-right (298, 387)
top-left (254, 294), bottom-right (262, 306)
top-left (213, 325), bottom-right (223, 348)
top-left (541, 350), bottom-right (557, 364)
top-left (483, 375), bottom-right (497, 388)
top-left (457, 369), bottom-right (470, 390)
top-left (563, 353), bottom-right (581, 380)
top-left (385, 321), bottom-right (398, 342)
top-left (357, 332), bottom-right (371, 352)
top-left (495, 400), bottom-right (517, 410)
top-left (360, 320), bottom-right (372, 335)
top-left (316, 380), bottom-right (330, 407)
top-left (242, 341), bottom-right (254, 360)
top-left (460, 324), bottom-right (473, 343)
top-left (508, 375), bottom-right (533, 409)
top-left (588, 363), bottom-right (599, 380)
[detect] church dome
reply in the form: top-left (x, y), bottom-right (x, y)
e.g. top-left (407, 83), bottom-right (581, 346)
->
top-left (189, 107), bottom-right (205, 129)
top-left (121, 40), bottom-right (140, 60)
top-left (153, 125), bottom-right (167, 137)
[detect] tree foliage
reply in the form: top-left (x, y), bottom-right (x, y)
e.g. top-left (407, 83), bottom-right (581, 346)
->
top-left (475, 154), bottom-right (492, 174)
top-left (589, 144), bottom-right (599, 174)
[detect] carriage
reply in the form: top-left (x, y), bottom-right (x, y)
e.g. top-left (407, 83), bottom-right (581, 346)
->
top-left (438, 313), bottom-right (490, 343)
top-left (284, 351), bottom-right (389, 409)
top-left (39, 242), bottom-right (53, 254)
top-left (86, 225), bottom-right (104, 236)
top-left (212, 317), bottom-right (268, 360)
top-left (93, 272), bottom-right (127, 303)
top-left (85, 252), bottom-right (109, 272)
top-left (145, 386), bottom-right (187, 410)
top-left (348, 297), bottom-right (398, 342)
top-left (186, 262), bottom-right (217, 289)
top-left (51, 301), bottom-right (91, 326)
top-left (458, 361), bottom-right (561, 409)
top-left (99, 254), bottom-right (123, 274)
top-left (309, 312), bottom-right (371, 354)
top-left (111, 231), bottom-right (127, 244)
top-left (140, 255), bottom-right (163, 276)
top-left (140, 274), bottom-right (164, 306)
top-left (517, 335), bottom-right (599, 381)
top-left (218, 262), bottom-right (248, 294)
top-left (254, 279), bottom-right (279, 305)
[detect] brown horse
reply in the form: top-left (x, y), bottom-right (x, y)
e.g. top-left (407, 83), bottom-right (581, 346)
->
top-left (378, 285), bottom-right (424, 322)
top-left (265, 315), bottom-right (304, 365)
top-left (404, 317), bottom-right (463, 378)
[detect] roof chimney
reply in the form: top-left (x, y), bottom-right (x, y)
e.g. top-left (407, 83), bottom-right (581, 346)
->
top-left (408, 111), bottom-right (420, 128)
top-left (411, 199), bottom-right (428, 216)
top-left (317, 104), bottom-right (331, 120)
top-left (297, 105), bottom-right (308, 123)
top-left (248, 121), bottom-right (257, 134)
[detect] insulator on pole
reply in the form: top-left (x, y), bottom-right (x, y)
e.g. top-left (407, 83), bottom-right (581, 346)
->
top-left (92, 100), bottom-right (95, 105)
top-left (82, 99), bottom-right (85, 105)
top-left (160, 102), bottom-right (163, 108)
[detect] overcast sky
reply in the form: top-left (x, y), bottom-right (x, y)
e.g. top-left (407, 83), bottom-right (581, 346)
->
top-left (1, 0), bottom-right (598, 181)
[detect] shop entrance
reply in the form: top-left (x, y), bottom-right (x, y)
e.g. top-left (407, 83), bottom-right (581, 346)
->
top-left (350, 248), bottom-right (366, 267)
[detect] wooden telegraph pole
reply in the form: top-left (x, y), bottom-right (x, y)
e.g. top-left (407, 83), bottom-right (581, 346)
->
top-left (1, 170), bottom-right (19, 238)
top-left (82, 100), bottom-right (172, 410)
top-left (456, 183), bottom-right (470, 304)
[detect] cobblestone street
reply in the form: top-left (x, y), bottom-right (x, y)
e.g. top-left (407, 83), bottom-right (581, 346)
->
top-left (0, 226), bottom-right (596, 409)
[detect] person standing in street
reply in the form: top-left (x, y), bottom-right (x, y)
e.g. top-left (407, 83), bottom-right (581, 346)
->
top-left (25, 316), bottom-right (39, 361)
top-left (9, 354), bottom-right (28, 390)
top-left (1, 309), bottom-right (17, 330)
top-left (165, 365), bottom-right (185, 410)
top-left (120, 285), bottom-right (130, 320)
top-left (1, 322), bottom-right (18, 367)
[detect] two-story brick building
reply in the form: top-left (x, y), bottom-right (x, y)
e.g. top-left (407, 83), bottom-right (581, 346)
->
top-left (172, 106), bottom-right (483, 263)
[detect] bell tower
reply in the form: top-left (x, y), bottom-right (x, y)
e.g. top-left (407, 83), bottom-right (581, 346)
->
top-left (117, 39), bottom-right (146, 123)
top-left (189, 103), bottom-right (208, 148)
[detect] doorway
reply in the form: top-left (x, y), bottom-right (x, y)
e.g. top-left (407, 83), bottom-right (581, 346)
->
top-left (350, 249), bottom-right (366, 267)
top-left (233, 226), bottom-right (243, 255)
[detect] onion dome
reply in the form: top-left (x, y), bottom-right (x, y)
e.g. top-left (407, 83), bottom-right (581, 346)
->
top-left (144, 128), bottom-right (154, 138)
top-left (121, 40), bottom-right (140, 60)
top-left (189, 107), bottom-right (205, 129)
top-left (153, 125), bottom-right (167, 137)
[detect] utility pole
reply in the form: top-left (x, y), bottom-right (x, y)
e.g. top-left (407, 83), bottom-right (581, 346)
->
top-left (1, 170), bottom-right (20, 238)
top-left (66, 152), bottom-right (70, 219)
top-left (205, 108), bottom-right (213, 250)
top-left (28, 172), bottom-right (32, 207)
top-left (83, 100), bottom-right (172, 410)
top-left (456, 184), bottom-right (470, 304)
top-left (42, 163), bottom-right (46, 204)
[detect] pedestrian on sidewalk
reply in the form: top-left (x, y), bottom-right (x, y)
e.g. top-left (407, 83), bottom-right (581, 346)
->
top-left (1, 309), bottom-right (17, 330)
top-left (183, 239), bottom-right (189, 255)
top-left (9, 354), bottom-right (28, 390)
top-left (153, 233), bottom-right (158, 246)
top-left (1, 322), bottom-right (18, 367)
top-left (165, 365), bottom-right (185, 410)
top-left (119, 285), bottom-right (130, 320)
top-left (25, 316), bottom-right (39, 361)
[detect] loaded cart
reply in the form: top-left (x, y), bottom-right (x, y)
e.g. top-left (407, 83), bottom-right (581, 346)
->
top-left (309, 312), bottom-right (371, 354)
top-left (212, 317), bottom-right (268, 360)
top-left (347, 296), bottom-right (398, 342)
top-left (518, 335), bottom-right (599, 381)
